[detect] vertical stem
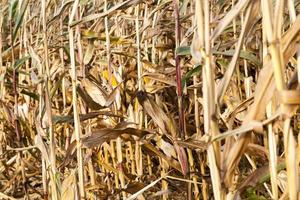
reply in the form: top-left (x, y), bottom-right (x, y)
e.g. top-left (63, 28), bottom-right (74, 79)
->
top-left (151, 0), bottom-right (161, 64)
top-left (288, 0), bottom-right (300, 84)
top-left (10, 2), bottom-right (29, 197)
top-left (104, 0), bottom-right (112, 84)
top-left (161, 159), bottom-right (169, 200)
top-left (116, 137), bottom-right (126, 198)
top-left (0, 13), bottom-right (4, 100)
top-left (173, 0), bottom-right (185, 139)
top-left (262, 1), bottom-right (299, 199)
top-left (69, 1), bottom-right (85, 195)
top-left (187, 149), bottom-right (199, 199)
top-left (266, 102), bottom-right (278, 199)
top-left (135, 5), bottom-right (143, 177)
top-left (110, 140), bottom-right (120, 195)
top-left (41, 2), bottom-right (59, 199)
top-left (42, 159), bottom-right (48, 200)
top-left (69, 27), bottom-right (85, 198)
top-left (136, 7), bottom-right (142, 91)
top-left (59, 17), bottom-right (66, 108)
top-left (288, 4), bottom-right (300, 198)
top-left (194, 1), bottom-right (208, 199)
top-left (202, 0), bottom-right (222, 199)
top-left (10, 2), bottom-right (19, 143)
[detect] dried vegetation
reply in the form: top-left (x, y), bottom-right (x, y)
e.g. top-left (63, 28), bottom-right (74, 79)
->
top-left (1, 0), bottom-right (300, 199)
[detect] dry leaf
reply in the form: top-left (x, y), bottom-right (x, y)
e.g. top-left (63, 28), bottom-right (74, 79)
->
top-left (81, 78), bottom-right (108, 107)
top-left (61, 170), bottom-right (77, 200)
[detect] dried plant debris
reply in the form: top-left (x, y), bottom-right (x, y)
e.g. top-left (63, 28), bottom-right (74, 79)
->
top-left (1, 0), bottom-right (300, 199)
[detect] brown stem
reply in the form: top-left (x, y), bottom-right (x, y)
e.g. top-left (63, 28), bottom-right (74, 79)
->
top-left (173, 0), bottom-right (185, 139)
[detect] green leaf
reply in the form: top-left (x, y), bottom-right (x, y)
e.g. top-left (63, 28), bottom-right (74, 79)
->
top-left (80, 0), bottom-right (90, 6)
top-left (13, 56), bottom-right (30, 70)
top-left (20, 89), bottom-right (39, 100)
top-left (9, 0), bottom-right (18, 19)
top-left (63, 45), bottom-right (71, 62)
top-left (181, 63), bottom-right (202, 89)
top-left (176, 46), bottom-right (191, 56)
top-left (245, 187), bottom-right (267, 200)
top-left (176, 46), bottom-right (261, 66)
top-left (258, 162), bottom-right (286, 185)
top-left (13, 0), bottom-right (29, 42)
top-left (50, 72), bottom-right (66, 99)
top-left (213, 49), bottom-right (261, 66)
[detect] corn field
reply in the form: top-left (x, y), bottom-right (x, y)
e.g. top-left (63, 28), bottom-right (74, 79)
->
top-left (1, 0), bottom-right (300, 199)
